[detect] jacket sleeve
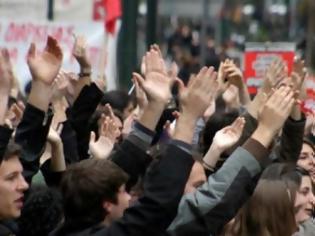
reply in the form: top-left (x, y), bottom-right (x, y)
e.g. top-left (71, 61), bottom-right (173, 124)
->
top-left (69, 83), bottom-right (104, 161)
top-left (0, 126), bottom-right (14, 163)
top-left (167, 139), bottom-right (269, 236)
top-left (15, 103), bottom-right (53, 185)
top-left (101, 141), bottom-right (194, 236)
top-left (109, 122), bottom-right (155, 191)
top-left (276, 116), bottom-right (305, 163)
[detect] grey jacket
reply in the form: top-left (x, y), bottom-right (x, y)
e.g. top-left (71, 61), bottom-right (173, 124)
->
top-left (167, 138), bottom-right (269, 236)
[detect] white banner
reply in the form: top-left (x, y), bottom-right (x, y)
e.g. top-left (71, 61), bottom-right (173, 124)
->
top-left (0, 0), bottom-right (47, 20)
top-left (54, 0), bottom-right (94, 21)
top-left (0, 19), bottom-right (105, 92)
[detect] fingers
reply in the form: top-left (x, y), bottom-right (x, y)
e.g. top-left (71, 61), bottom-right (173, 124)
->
top-left (46, 36), bottom-right (63, 60)
top-left (132, 72), bottom-right (145, 89)
top-left (27, 43), bottom-right (36, 60)
top-left (231, 117), bottom-right (245, 131)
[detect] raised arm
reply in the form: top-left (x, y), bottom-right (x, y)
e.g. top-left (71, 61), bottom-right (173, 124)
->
top-left (15, 36), bottom-right (63, 184)
top-left (0, 48), bottom-right (14, 162)
top-left (106, 65), bottom-right (219, 236)
top-left (168, 85), bottom-right (296, 236)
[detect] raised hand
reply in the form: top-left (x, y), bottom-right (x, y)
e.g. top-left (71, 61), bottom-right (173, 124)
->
top-left (253, 86), bottom-right (295, 148)
top-left (132, 72), bottom-right (148, 112)
top-left (4, 101), bottom-right (25, 129)
top-left (174, 67), bottom-right (219, 144)
top-left (27, 36), bottom-right (63, 84)
top-left (224, 61), bottom-right (244, 89)
top-left (72, 34), bottom-right (91, 69)
top-left (89, 116), bottom-right (118, 159)
top-left (212, 117), bottom-right (245, 152)
top-left (47, 123), bottom-right (63, 144)
top-left (222, 84), bottom-right (240, 108)
top-left (203, 117), bottom-right (245, 170)
top-left (52, 70), bottom-right (70, 101)
top-left (261, 58), bottom-right (287, 94)
top-left (291, 57), bottom-right (307, 99)
top-left (134, 47), bottom-right (173, 104)
top-left (0, 48), bottom-right (13, 94)
top-left (179, 67), bottom-right (219, 118)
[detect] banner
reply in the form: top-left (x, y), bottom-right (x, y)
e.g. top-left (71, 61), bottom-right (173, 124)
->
top-left (0, 19), bottom-right (105, 92)
top-left (244, 42), bottom-right (296, 94)
top-left (0, 0), bottom-right (47, 20)
top-left (54, 0), bottom-right (93, 21)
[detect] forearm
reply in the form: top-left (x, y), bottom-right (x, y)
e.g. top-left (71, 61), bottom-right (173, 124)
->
top-left (168, 139), bottom-right (266, 235)
top-left (247, 91), bottom-right (265, 119)
top-left (278, 115), bottom-right (306, 162)
top-left (290, 104), bottom-right (302, 121)
top-left (202, 143), bottom-right (223, 171)
top-left (49, 141), bottom-right (66, 172)
top-left (173, 115), bottom-right (198, 144)
top-left (138, 101), bottom-right (166, 131)
top-left (0, 94), bottom-right (9, 125)
top-left (238, 84), bottom-right (251, 107)
top-left (28, 81), bottom-right (52, 112)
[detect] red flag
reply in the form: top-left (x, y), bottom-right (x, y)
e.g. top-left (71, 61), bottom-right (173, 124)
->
top-left (103, 0), bottom-right (122, 34)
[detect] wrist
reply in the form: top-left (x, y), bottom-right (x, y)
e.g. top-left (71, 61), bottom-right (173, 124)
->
top-left (251, 125), bottom-right (276, 148)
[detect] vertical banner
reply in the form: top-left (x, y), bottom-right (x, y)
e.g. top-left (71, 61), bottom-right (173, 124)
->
top-left (244, 42), bottom-right (296, 94)
top-left (0, 19), bottom-right (104, 91)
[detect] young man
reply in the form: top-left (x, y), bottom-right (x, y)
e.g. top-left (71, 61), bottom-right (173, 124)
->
top-left (0, 140), bottom-right (29, 234)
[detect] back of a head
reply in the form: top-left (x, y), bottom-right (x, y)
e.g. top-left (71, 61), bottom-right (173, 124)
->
top-left (101, 90), bottom-right (133, 113)
top-left (18, 185), bottom-right (63, 236)
top-left (201, 109), bottom-right (239, 155)
top-left (60, 158), bottom-right (128, 231)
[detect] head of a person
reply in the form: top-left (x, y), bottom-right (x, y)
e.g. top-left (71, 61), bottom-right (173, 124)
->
top-left (89, 109), bottom-right (123, 143)
top-left (18, 185), bottom-right (63, 236)
top-left (184, 161), bottom-right (207, 194)
top-left (201, 110), bottom-right (239, 163)
top-left (263, 163), bottom-right (315, 224)
top-left (101, 90), bottom-right (135, 120)
top-left (297, 140), bottom-right (315, 184)
top-left (232, 163), bottom-right (315, 235)
top-left (0, 141), bottom-right (29, 221)
top-left (61, 158), bottom-right (130, 230)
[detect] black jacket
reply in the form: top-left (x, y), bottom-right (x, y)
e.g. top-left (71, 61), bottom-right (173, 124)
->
top-left (50, 141), bottom-right (194, 236)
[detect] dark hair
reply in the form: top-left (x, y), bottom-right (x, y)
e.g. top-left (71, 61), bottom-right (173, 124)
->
top-left (1, 140), bottom-right (21, 163)
top-left (89, 109), bottom-right (123, 140)
top-left (100, 90), bottom-right (134, 113)
top-left (61, 159), bottom-right (128, 230)
top-left (201, 110), bottom-right (239, 155)
top-left (18, 185), bottom-right (63, 236)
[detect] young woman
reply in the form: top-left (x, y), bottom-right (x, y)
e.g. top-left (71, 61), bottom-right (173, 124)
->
top-left (229, 163), bottom-right (315, 236)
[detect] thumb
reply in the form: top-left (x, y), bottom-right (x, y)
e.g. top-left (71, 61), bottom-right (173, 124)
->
top-left (132, 72), bottom-right (145, 88)
top-left (175, 78), bottom-right (185, 93)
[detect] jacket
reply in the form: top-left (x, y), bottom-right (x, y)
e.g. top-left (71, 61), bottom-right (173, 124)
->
top-left (50, 140), bottom-right (194, 236)
top-left (167, 138), bottom-right (269, 236)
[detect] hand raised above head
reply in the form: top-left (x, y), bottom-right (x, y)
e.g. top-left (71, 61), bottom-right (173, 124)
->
top-left (0, 48), bottom-right (14, 94)
top-left (27, 36), bottom-right (63, 85)
top-left (178, 66), bottom-right (219, 119)
top-left (134, 48), bottom-right (173, 105)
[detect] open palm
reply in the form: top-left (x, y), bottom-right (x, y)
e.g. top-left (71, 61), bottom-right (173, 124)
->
top-left (212, 117), bottom-right (245, 151)
top-left (27, 36), bottom-right (63, 85)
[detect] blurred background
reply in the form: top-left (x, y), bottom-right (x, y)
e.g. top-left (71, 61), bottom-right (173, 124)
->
top-left (0, 0), bottom-right (314, 89)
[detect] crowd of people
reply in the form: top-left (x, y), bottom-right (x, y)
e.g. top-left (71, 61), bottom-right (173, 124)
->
top-left (0, 31), bottom-right (314, 236)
